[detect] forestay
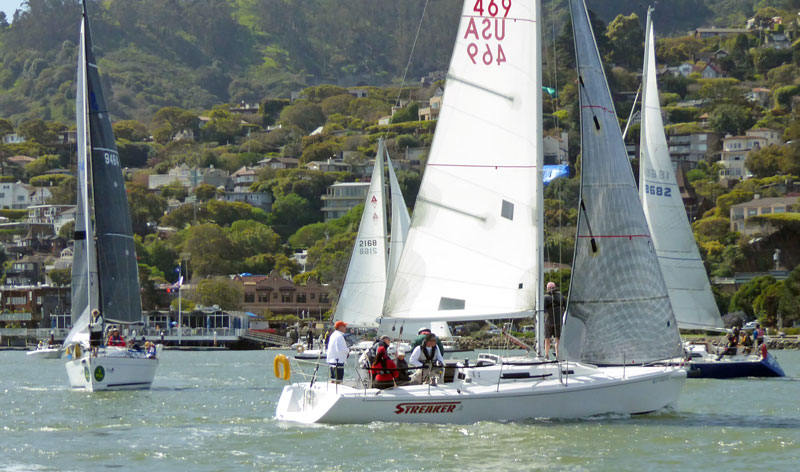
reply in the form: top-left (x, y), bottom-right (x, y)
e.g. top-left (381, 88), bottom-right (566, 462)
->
top-left (333, 142), bottom-right (388, 328)
top-left (639, 9), bottom-right (723, 331)
top-left (560, 0), bottom-right (681, 365)
top-left (383, 0), bottom-right (543, 322)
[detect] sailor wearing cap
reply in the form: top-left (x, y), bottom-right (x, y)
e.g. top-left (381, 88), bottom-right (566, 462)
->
top-left (327, 321), bottom-right (350, 383)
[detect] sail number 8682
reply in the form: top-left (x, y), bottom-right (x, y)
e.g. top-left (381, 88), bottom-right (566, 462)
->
top-left (644, 184), bottom-right (671, 197)
top-left (358, 239), bottom-right (378, 255)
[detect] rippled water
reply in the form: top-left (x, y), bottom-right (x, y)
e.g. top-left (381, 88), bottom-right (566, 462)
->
top-left (1, 349), bottom-right (798, 471)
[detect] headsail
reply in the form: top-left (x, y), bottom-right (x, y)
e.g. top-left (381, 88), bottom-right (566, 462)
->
top-left (560, 0), bottom-right (681, 364)
top-left (333, 141), bottom-right (388, 327)
top-left (383, 0), bottom-right (543, 322)
top-left (69, 11), bottom-right (98, 341)
top-left (385, 152), bottom-right (410, 296)
top-left (639, 9), bottom-right (723, 331)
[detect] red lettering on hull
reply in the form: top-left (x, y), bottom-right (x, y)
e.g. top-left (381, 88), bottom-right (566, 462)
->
top-left (394, 402), bottom-right (461, 415)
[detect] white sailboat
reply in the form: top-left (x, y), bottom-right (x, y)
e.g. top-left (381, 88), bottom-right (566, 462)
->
top-left (63, 0), bottom-right (158, 391)
top-left (638, 9), bottom-right (784, 378)
top-left (275, 0), bottom-right (685, 424)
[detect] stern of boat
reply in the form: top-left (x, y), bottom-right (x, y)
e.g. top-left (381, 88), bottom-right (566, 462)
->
top-left (65, 353), bottom-right (159, 391)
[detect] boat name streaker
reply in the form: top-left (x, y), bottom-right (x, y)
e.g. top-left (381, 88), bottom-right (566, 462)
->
top-left (394, 402), bottom-right (461, 415)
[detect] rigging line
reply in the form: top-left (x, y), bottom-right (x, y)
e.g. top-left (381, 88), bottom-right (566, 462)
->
top-left (385, 0), bottom-right (431, 143)
top-left (621, 82), bottom-right (641, 141)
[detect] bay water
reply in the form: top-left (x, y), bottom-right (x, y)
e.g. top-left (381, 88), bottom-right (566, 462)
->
top-left (1, 349), bottom-right (798, 471)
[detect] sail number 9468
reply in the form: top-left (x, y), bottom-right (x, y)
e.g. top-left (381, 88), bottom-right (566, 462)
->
top-left (358, 239), bottom-right (378, 255)
top-left (104, 152), bottom-right (120, 166)
top-left (644, 184), bottom-right (671, 197)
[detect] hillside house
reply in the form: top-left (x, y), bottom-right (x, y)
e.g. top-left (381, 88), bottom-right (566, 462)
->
top-left (730, 195), bottom-right (800, 235)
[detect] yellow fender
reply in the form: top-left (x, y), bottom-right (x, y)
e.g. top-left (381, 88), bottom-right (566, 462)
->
top-left (273, 354), bottom-right (291, 381)
top-left (74, 344), bottom-right (82, 359)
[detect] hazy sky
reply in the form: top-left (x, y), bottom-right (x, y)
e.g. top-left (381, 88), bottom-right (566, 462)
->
top-left (0, 0), bottom-right (23, 21)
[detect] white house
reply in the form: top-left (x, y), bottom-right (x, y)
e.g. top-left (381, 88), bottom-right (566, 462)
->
top-left (0, 182), bottom-right (52, 210)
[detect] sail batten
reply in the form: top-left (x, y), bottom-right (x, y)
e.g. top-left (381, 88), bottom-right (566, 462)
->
top-left (560, 0), bottom-right (681, 365)
top-left (638, 9), bottom-right (723, 331)
top-left (383, 2), bottom-right (542, 323)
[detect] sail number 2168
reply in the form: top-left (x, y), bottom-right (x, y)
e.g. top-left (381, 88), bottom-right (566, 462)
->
top-left (358, 239), bottom-right (378, 255)
top-left (104, 152), bottom-right (120, 166)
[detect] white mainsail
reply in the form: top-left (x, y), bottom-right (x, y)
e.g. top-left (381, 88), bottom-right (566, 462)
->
top-left (333, 142), bottom-right (388, 328)
top-left (64, 16), bottom-right (97, 348)
top-left (639, 9), bottom-right (723, 331)
top-left (560, 0), bottom-right (681, 365)
top-left (383, 0), bottom-right (543, 322)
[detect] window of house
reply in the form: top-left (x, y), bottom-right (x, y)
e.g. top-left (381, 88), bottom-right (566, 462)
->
top-left (281, 292), bottom-right (293, 303)
top-left (761, 207), bottom-right (771, 215)
top-left (310, 293), bottom-right (316, 300)
top-left (319, 294), bottom-right (329, 303)
top-left (733, 209), bottom-right (744, 219)
top-left (244, 293), bottom-right (254, 303)
top-left (273, 292), bottom-right (278, 299)
top-left (296, 293), bottom-right (307, 303)
top-left (259, 292), bottom-right (270, 303)
top-left (774, 206), bottom-right (785, 213)
top-left (747, 208), bottom-right (757, 217)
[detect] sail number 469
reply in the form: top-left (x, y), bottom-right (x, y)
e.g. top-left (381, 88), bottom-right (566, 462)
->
top-left (473, 0), bottom-right (511, 17)
top-left (104, 152), bottom-right (120, 166)
top-left (358, 239), bottom-right (378, 255)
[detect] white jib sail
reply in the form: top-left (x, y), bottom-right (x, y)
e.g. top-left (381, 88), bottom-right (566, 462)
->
top-left (383, 0), bottom-right (543, 322)
top-left (65, 18), bottom-right (98, 347)
top-left (639, 9), bottom-right (722, 330)
top-left (332, 142), bottom-right (389, 327)
top-left (386, 152), bottom-right (411, 297)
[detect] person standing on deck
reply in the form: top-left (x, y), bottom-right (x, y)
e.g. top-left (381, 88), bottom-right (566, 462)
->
top-left (543, 282), bottom-right (565, 359)
top-left (326, 321), bottom-right (350, 383)
top-left (89, 309), bottom-right (104, 357)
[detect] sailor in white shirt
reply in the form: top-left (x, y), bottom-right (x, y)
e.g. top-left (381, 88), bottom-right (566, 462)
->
top-left (326, 320), bottom-right (350, 383)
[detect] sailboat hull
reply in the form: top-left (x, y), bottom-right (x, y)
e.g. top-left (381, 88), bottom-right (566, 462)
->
top-left (65, 352), bottom-right (158, 391)
top-left (27, 347), bottom-right (63, 359)
top-left (687, 353), bottom-right (785, 379)
top-left (275, 363), bottom-right (686, 424)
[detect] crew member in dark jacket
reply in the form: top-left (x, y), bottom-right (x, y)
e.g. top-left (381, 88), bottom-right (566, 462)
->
top-left (543, 282), bottom-right (565, 359)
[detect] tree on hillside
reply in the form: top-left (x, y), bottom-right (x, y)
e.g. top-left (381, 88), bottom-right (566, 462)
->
top-left (192, 277), bottom-right (243, 311)
top-left (183, 224), bottom-right (235, 277)
top-left (194, 183), bottom-right (217, 201)
top-left (25, 154), bottom-right (61, 177)
top-left (779, 266), bottom-right (800, 327)
top-left (730, 275), bottom-right (777, 319)
top-left (153, 107), bottom-right (199, 143)
top-left (279, 102), bottom-right (325, 133)
top-left (709, 104), bottom-right (753, 137)
top-left (746, 145), bottom-right (783, 179)
top-left (127, 184), bottom-right (167, 235)
top-left (268, 193), bottom-right (319, 239)
top-left (228, 220), bottom-right (281, 257)
top-left (605, 13), bottom-right (643, 70)
top-left (113, 120), bottom-right (150, 141)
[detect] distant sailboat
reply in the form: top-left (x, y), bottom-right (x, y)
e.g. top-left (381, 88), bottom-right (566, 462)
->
top-left (63, 0), bottom-right (159, 391)
top-left (638, 8), bottom-right (783, 378)
top-left (275, 0), bottom-right (685, 424)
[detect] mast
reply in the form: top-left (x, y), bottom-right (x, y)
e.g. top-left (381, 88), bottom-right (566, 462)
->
top-left (533, 0), bottom-right (545, 357)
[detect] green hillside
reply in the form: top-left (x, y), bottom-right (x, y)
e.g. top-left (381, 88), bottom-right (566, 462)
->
top-left (0, 0), bottom-right (785, 124)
